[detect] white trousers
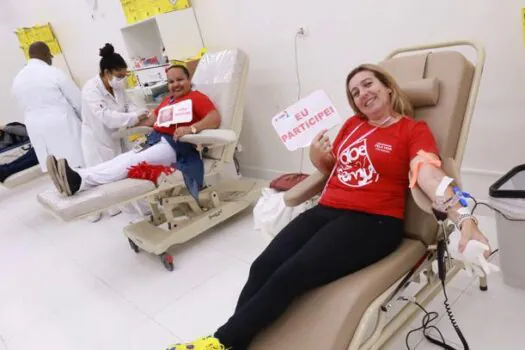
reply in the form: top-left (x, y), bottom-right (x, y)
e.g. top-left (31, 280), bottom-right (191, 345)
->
top-left (77, 138), bottom-right (176, 191)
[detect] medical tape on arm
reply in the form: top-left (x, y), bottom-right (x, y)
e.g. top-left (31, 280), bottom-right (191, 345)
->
top-left (436, 176), bottom-right (454, 197)
top-left (432, 175), bottom-right (457, 212)
top-left (409, 150), bottom-right (442, 188)
top-left (433, 177), bottom-right (475, 222)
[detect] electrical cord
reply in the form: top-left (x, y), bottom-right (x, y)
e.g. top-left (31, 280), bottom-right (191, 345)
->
top-left (471, 197), bottom-right (525, 221)
top-left (439, 279), bottom-right (469, 349)
top-left (405, 225), bottom-right (468, 349)
top-left (402, 297), bottom-right (448, 349)
top-left (403, 279), bottom-right (468, 350)
top-left (488, 248), bottom-right (499, 258)
top-left (294, 33), bottom-right (302, 101)
top-left (294, 32), bottom-right (306, 173)
top-left (437, 237), bottom-right (469, 349)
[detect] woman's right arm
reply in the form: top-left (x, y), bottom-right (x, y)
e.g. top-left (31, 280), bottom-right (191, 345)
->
top-left (309, 130), bottom-right (336, 176)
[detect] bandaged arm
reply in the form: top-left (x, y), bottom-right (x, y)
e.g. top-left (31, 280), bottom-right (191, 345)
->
top-left (411, 150), bottom-right (492, 259)
top-left (410, 151), bottom-right (477, 231)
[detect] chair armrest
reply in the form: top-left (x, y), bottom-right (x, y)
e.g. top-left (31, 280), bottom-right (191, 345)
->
top-left (112, 126), bottom-right (153, 140)
top-left (180, 129), bottom-right (237, 148)
top-left (283, 171), bottom-right (329, 207)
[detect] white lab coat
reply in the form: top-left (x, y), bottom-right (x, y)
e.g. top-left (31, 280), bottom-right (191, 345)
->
top-left (11, 59), bottom-right (84, 172)
top-left (80, 75), bottom-right (148, 166)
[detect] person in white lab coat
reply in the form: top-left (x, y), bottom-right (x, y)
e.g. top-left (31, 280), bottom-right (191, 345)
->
top-left (81, 43), bottom-right (149, 221)
top-left (81, 43), bottom-right (148, 166)
top-left (11, 41), bottom-right (84, 173)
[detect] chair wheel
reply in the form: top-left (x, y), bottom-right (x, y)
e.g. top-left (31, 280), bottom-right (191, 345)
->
top-left (160, 253), bottom-right (174, 271)
top-left (480, 285), bottom-right (488, 291)
top-left (128, 238), bottom-right (140, 253)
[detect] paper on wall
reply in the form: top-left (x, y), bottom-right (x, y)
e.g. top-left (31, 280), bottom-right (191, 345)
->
top-left (271, 89), bottom-right (342, 151)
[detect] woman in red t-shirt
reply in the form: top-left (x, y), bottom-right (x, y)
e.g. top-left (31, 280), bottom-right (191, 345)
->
top-left (168, 64), bottom-right (492, 350)
top-left (46, 65), bottom-right (221, 196)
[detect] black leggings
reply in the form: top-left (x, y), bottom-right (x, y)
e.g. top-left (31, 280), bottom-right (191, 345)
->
top-left (214, 204), bottom-right (404, 349)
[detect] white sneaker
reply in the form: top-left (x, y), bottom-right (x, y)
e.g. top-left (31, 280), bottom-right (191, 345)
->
top-left (108, 207), bottom-right (122, 217)
top-left (87, 212), bottom-right (102, 223)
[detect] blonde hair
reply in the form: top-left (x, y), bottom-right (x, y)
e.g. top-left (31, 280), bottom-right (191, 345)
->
top-left (345, 63), bottom-right (414, 118)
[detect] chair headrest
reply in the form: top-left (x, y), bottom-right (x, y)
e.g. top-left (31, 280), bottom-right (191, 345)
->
top-left (399, 78), bottom-right (439, 108)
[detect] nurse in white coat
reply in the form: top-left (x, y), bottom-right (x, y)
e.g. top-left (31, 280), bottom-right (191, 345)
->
top-left (81, 43), bottom-right (148, 166)
top-left (81, 43), bottom-right (149, 221)
top-left (11, 41), bottom-right (84, 172)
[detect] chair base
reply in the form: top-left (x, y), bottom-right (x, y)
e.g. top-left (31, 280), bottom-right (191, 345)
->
top-left (124, 177), bottom-right (266, 270)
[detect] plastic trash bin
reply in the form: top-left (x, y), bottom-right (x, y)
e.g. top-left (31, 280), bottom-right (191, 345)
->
top-left (489, 164), bottom-right (525, 291)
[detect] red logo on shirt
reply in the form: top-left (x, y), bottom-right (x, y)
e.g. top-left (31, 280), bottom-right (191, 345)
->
top-left (336, 139), bottom-right (379, 187)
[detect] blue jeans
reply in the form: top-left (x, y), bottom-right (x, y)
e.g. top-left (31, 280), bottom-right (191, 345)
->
top-left (146, 131), bottom-right (204, 202)
top-left (0, 147), bottom-right (39, 183)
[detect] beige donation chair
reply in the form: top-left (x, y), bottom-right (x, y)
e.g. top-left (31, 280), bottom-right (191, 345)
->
top-left (0, 142), bottom-right (42, 189)
top-left (37, 49), bottom-right (266, 270)
top-left (249, 41), bottom-right (487, 350)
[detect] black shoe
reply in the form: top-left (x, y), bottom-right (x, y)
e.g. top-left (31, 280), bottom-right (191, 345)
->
top-left (0, 168), bottom-right (7, 183)
top-left (57, 159), bottom-right (81, 196)
top-left (46, 155), bottom-right (65, 194)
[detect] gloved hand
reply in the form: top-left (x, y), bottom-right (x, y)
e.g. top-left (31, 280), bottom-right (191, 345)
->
top-left (448, 228), bottom-right (500, 277)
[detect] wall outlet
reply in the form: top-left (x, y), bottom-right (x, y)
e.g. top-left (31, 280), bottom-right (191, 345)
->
top-left (296, 26), bottom-right (307, 37)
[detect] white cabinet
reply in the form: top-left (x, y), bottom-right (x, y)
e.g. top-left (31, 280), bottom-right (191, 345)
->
top-left (120, 7), bottom-right (203, 67)
top-left (156, 8), bottom-right (203, 61)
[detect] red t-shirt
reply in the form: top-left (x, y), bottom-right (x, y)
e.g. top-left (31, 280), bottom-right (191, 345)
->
top-left (318, 115), bottom-right (439, 219)
top-left (152, 90), bottom-right (216, 135)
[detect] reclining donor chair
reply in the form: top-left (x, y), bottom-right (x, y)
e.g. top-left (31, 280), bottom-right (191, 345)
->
top-left (0, 141), bottom-right (42, 189)
top-left (37, 49), bottom-right (265, 270)
top-left (249, 41), bottom-right (487, 350)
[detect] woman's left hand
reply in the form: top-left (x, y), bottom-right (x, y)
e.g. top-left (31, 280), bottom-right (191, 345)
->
top-left (174, 126), bottom-right (193, 140)
top-left (459, 220), bottom-right (491, 258)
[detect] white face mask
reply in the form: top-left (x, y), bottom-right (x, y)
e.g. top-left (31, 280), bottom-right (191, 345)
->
top-left (109, 76), bottom-right (126, 90)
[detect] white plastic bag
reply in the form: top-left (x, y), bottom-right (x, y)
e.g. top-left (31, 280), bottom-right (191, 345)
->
top-left (253, 188), bottom-right (313, 239)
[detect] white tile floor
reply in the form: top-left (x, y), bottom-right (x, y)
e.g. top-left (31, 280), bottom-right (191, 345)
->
top-left (1, 176), bottom-right (524, 350)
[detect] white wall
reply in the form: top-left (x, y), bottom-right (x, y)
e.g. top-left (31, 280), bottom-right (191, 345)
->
top-left (193, 0), bottom-right (525, 200)
top-left (1, 0), bottom-right (525, 199)
top-left (0, 0), bottom-right (130, 123)
top-left (0, 1), bottom-right (26, 123)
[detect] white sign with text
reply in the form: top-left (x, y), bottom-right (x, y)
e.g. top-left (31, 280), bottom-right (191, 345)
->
top-left (156, 99), bottom-right (193, 127)
top-left (272, 90), bottom-right (342, 151)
